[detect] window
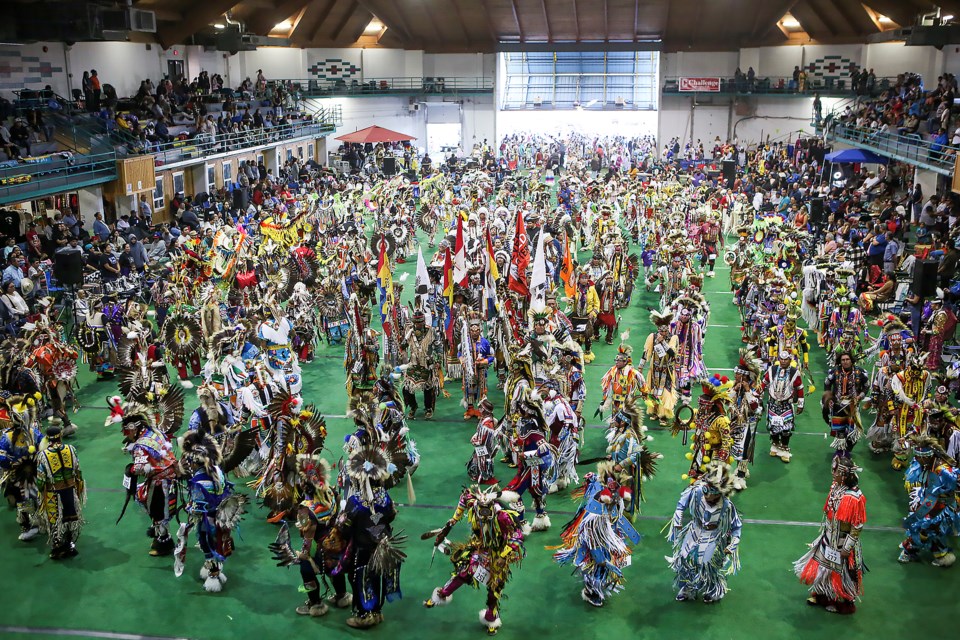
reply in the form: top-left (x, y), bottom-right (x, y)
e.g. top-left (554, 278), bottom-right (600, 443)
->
top-left (286, 149), bottom-right (294, 160)
top-left (222, 161), bottom-right (232, 186)
top-left (172, 171), bottom-right (185, 196)
top-left (297, 146), bottom-right (304, 160)
top-left (206, 164), bottom-right (215, 193)
top-left (307, 144), bottom-right (314, 160)
top-left (499, 50), bottom-right (659, 111)
top-left (152, 176), bottom-right (164, 211)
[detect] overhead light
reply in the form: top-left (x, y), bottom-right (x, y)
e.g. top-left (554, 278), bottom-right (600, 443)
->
top-left (274, 20), bottom-right (291, 30)
top-left (363, 18), bottom-right (386, 35)
top-left (782, 17), bottom-right (801, 28)
top-left (877, 14), bottom-right (893, 23)
top-left (213, 23), bottom-right (225, 29)
top-left (943, 14), bottom-right (955, 21)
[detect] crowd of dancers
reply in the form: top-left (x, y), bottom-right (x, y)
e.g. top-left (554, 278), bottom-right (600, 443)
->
top-left (0, 132), bottom-right (958, 633)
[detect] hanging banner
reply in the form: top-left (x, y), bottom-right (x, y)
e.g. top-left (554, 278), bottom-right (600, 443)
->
top-left (679, 77), bottom-right (721, 92)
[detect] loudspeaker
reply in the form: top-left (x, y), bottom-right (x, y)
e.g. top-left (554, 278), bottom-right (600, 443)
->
top-left (53, 247), bottom-right (84, 286)
top-left (809, 198), bottom-right (826, 224)
top-left (721, 160), bottom-right (736, 188)
top-left (383, 156), bottom-right (397, 175)
top-left (232, 187), bottom-right (248, 210)
top-left (913, 259), bottom-right (939, 298)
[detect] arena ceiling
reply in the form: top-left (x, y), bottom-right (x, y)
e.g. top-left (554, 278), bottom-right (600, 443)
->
top-left (127, 1), bottom-right (960, 51)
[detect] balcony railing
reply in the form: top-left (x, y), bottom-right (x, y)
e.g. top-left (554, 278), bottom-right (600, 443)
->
top-left (825, 123), bottom-right (960, 175)
top-left (144, 118), bottom-right (338, 167)
top-left (662, 76), bottom-right (896, 97)
top-left (0, 150), bottom-right (117, 206)
top-left (274, 76), bottom-right (494, 99)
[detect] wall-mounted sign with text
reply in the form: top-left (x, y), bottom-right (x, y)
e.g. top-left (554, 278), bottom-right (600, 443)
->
top-left (679, 77), bottom-right (721, 92)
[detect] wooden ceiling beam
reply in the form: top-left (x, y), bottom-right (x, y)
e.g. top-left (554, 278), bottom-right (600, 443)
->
top-left (510, 0), bottom-right (525, 39)
top-left (451, 0), bottom-right (473, 46)
top-left (750, 0), bottom-right (802, 38)
top-left (572, 0), bottom-right (581, 41)
top-left (541, 0), bottom-right (553, 41)
top-left (633, 0), bottom-right (639, 41)
top-left (330, 0), bottom-right (360, 41)
top-left (419, 0), bottom-right (446, 45)
top-left (156, 0), bottom-right (240, 47)
top-left (355, 0), bottom-right (413, 44)
top-left (604, 0), bottom-right (609, 42)
top-left (478, 0), bottom-right (500, 43)
top-left (245, 0), bottom-right (308, 36)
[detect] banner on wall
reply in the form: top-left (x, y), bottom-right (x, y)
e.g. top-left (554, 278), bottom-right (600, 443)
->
top-left (679, 77), bottom-right (721, 92)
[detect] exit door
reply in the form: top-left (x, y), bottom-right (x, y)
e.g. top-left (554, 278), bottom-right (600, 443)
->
top-left (167, 60), bottom-right (185, 84)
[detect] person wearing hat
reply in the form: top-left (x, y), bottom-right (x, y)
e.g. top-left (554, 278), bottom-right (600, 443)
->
top-left (34, 425), bottom-right (85, 559)
top-left (795, 456), bottom-right (867, 614)
top-left (459, 317), bottom-right (493, 420)
top-left (762, 350), bottom-right (805, 463)
top-left (922, 291), bottom-right (952, 370)
top-left (467, 396), bottom-right (499, 485)
top-left (667, 460), bottom-right (743, 603)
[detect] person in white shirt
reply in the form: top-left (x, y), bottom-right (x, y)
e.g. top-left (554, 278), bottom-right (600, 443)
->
top-left (1, 281), bottom-right (29, 321)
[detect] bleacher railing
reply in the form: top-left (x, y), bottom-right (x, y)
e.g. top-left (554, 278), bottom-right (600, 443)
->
top-left (150, 118), bottom-right (338, 167)
top-left (275, 76), bottom-right (494, 98)
top-left (662, 76), bottom-right (897, 97)
top-left (825, 122), bottom-right (960, 175)
top-left (0, 150), bottom-right (117, 206)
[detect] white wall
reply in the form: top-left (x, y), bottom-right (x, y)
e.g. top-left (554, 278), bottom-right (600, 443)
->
top-left (661, 52), bottom-right (739, 78)
top-left (422, 53), bottom-right (492, 78)
top-left (66, 41), bottom-right (185, 96)
top-left (185, 46), bottom-right (228, 84)
top-left (863, 42), bottom-right (943, 81)
top-left (659, 95), bottom-right (847, 147)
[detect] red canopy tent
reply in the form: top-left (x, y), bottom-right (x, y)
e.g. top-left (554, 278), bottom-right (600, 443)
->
top-left (335, 125), bottom-right (416, 144)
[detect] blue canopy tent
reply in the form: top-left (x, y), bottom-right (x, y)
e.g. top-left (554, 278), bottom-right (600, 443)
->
top-left (824, 148), bottom-right (889, 164)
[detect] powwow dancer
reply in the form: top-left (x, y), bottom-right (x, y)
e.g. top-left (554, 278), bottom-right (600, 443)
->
top-left (553, 463), bottom-right (643, 607)
top-left (795, 457), bottom-right (866, 615)
top-left (35, 425), bottom-right (85, 559)
top-left (422, 486), bottom-right (525, 636)
top-left (667, 461), bottom-right (743, 604)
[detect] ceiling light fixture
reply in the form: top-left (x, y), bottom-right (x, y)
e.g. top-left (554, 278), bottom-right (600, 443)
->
top-left (213, 23), bottom-right (225, 29)
top-left (782, 17), bottom-right (801, 28)
top-left (943, 14), bottom-right (955, 21)
top-left (274, 20), bottom-right (291, 30)
top-left (363, 18), bottom-right (386, 35)
top-left (876, 14), bottom-right (893, 23)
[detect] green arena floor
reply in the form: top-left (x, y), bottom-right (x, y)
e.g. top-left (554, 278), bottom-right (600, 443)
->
top-left (0, 242), bottom-right (956, 640)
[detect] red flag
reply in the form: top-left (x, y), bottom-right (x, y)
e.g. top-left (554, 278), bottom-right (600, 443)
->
top-left (507, 213), bottom-right (530, 296)
top-left (453, 214), bottom-right (468, 286)
top-left (560, 235), bottom-right (574, 298)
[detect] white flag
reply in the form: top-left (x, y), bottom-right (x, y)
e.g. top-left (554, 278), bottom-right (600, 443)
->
top-left (530, 228), bottom-right (547, 311)
top-left (415, 247), bottom-right (432, 326)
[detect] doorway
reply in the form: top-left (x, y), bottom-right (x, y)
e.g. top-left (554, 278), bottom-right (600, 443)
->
top-left (167, 60), bottom-right (185, 84)
top-left (426, 122), bottom-right (461, 159)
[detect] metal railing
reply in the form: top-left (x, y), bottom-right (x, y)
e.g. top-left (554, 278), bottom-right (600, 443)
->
top-left (0, 150), bottom-right (117, 206)
top-left (149, 118), bottom-right (338, 167)
top-left (825, 122), bottom-right (960, 175)
top-left (272, 76), bottom-right (494, 98)
top-left (662, 75), bottom-right (897, 97)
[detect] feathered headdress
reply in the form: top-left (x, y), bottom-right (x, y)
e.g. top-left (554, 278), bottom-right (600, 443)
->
top-left (734, 347), bottom-right (763, 380)
top-left (616, 329), bottom-right (632, 361)
top-left (178, 431), bottom-right (222, 475)
top-left (649, 310), bottom-right (674, 328)
top-left (346, 445), bottom-right (393, 502)
top-left (700, 460), bottom-right (735, 496)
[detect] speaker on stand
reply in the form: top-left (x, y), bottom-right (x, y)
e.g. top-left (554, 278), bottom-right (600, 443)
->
top-left (232, 187), bottom-right (249, 211)
top-left (721, 160), bottom-right (736, 189)
top-left (383, 156), bottom-right (397, 176)
top-left (913, 259), bottom-right (940, 298)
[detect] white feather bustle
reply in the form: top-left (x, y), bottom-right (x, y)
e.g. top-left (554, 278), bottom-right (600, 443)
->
top-left (431, 588), bottom-right (452, 606)
top-left (531, 513), bottom-right (551, 531)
